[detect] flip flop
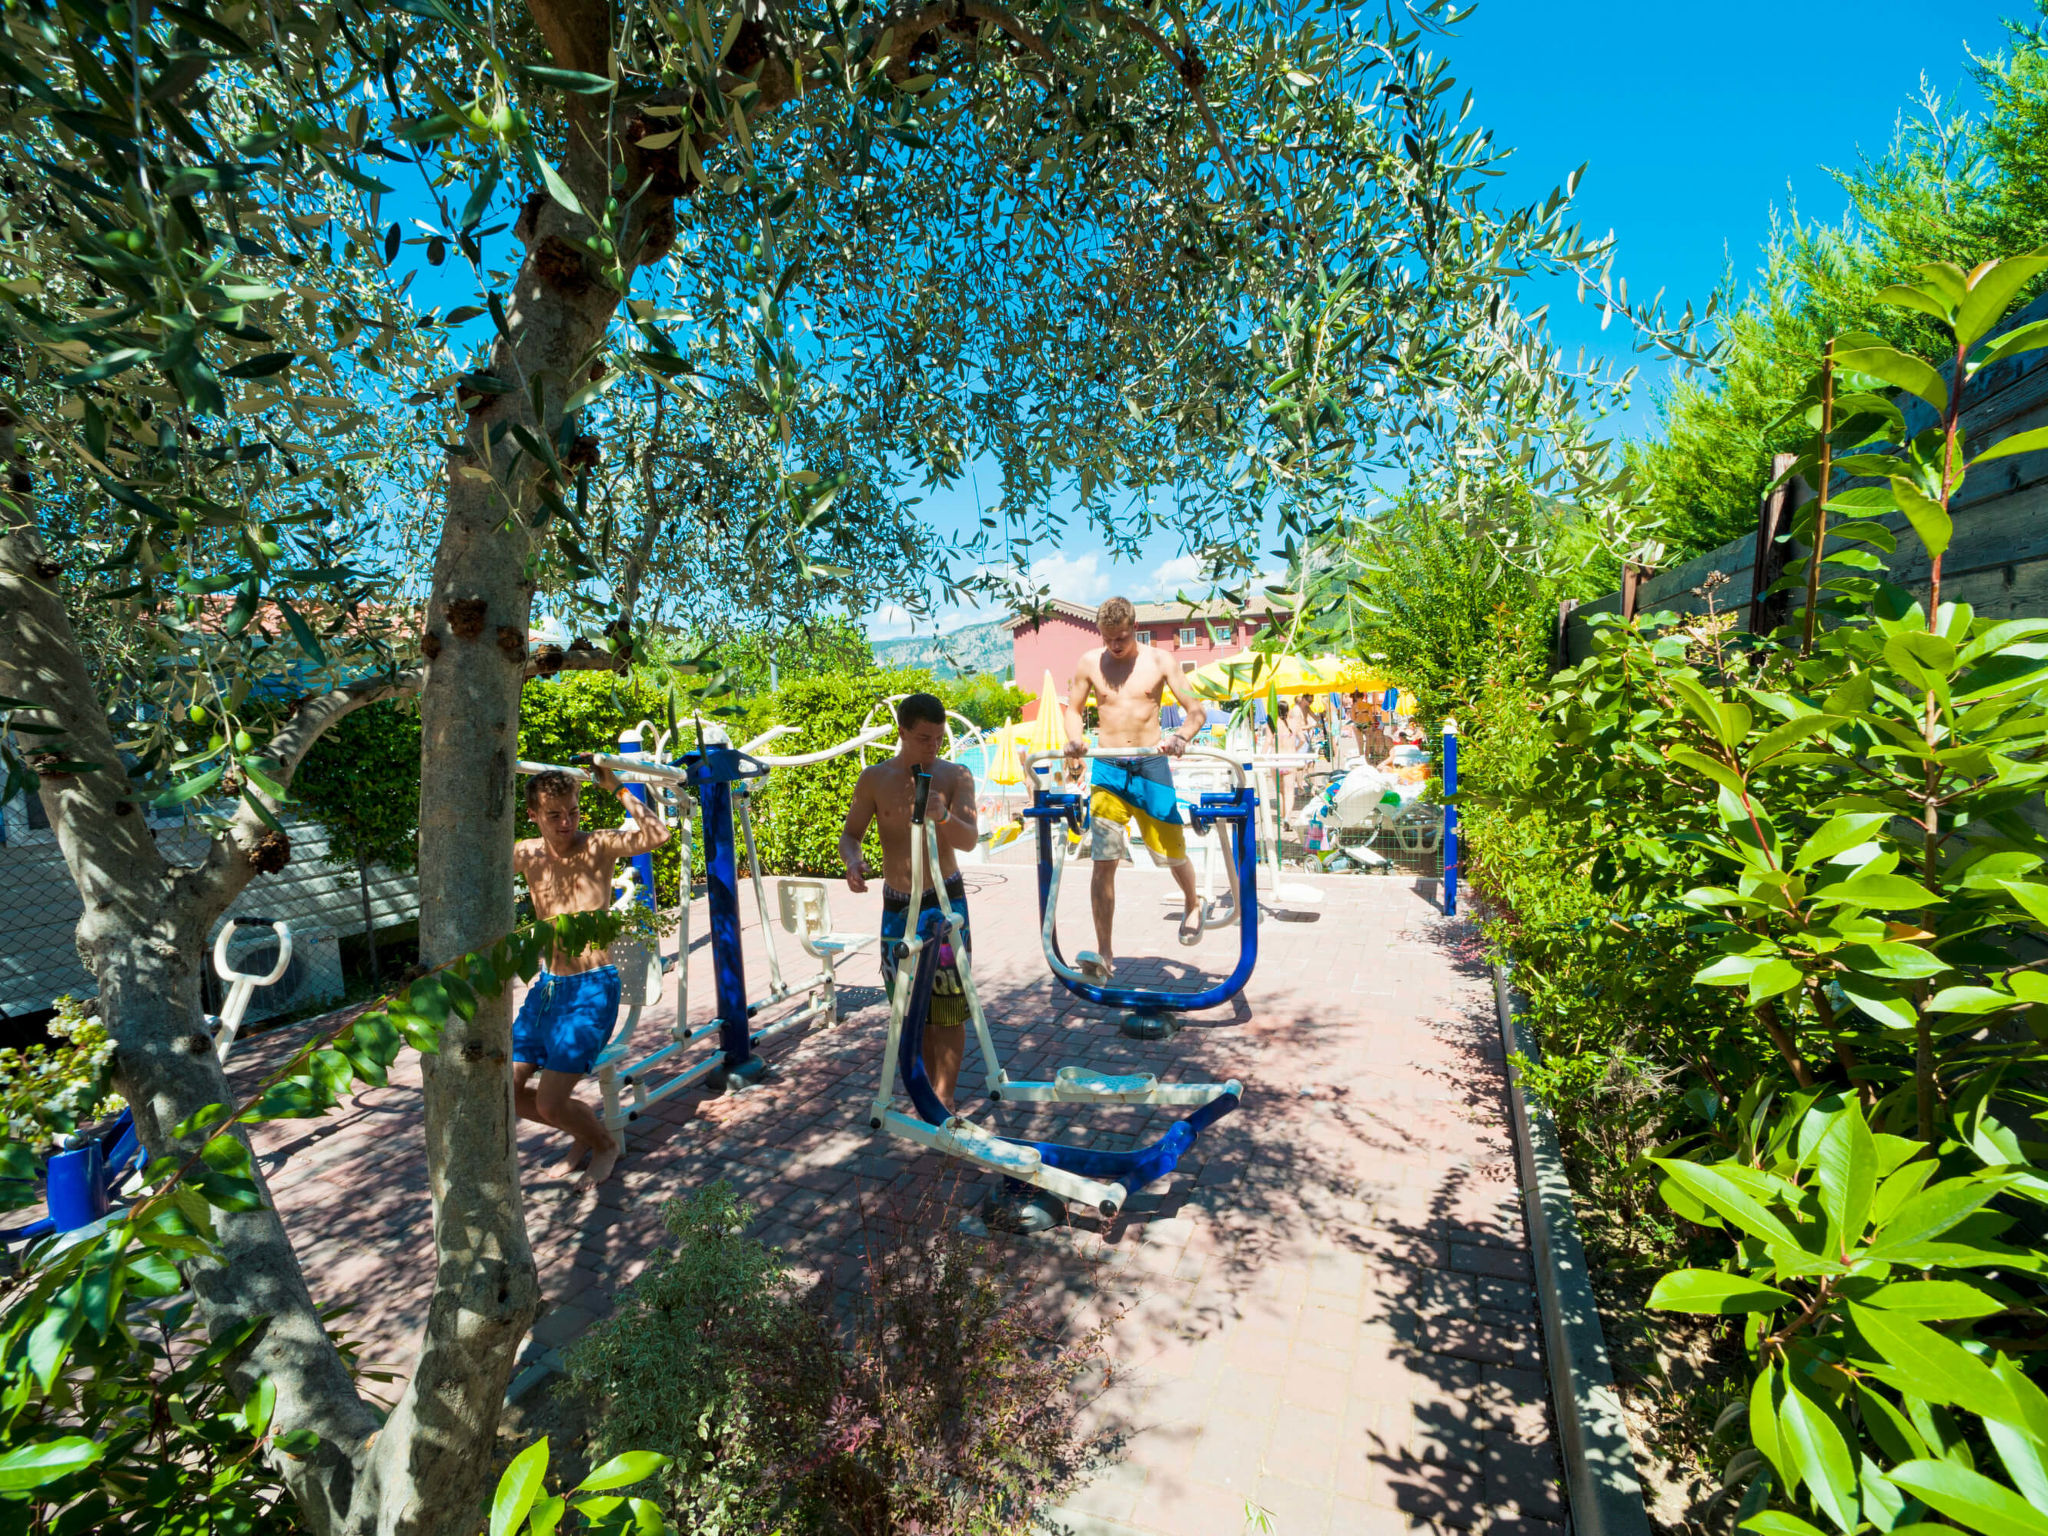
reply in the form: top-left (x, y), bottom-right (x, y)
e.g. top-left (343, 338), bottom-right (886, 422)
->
top-left (1178, 906), bottom-right (1203, 946)
top-left (1076, 950), bottom-right (1116, 983)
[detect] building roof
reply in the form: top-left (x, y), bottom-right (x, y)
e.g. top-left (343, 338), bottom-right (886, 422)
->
top-left (1008, 597), bottom-right (1287, 632)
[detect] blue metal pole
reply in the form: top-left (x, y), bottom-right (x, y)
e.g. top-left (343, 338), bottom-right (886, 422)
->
top-left (1442, 717), bottom-right (1459, 916)
top-left (617, 729), bottom-right (656, 912)
top-left (694, 746), bottom-right (765, 1086)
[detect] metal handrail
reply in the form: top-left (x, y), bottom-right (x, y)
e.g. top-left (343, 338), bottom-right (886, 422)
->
top-left (1025, 744), bottom-right (1249, 790)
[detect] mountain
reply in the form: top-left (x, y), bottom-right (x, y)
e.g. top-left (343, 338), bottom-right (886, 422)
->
top-left (871, 618), bottom-right (1013, 679)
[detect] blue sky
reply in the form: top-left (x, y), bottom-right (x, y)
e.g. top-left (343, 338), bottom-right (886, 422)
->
top-left (867, 0), bottom-right (2032, 640)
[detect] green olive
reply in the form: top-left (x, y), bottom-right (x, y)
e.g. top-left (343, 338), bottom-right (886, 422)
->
top-left (209, 733), bottom-right (225, 750)
top-left (187, 705), bottom-right (207, 724)
top-left (234, 730), bottom-right (252, 753)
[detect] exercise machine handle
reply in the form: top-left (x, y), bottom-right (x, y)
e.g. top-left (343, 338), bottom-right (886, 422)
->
top-left (213, 918), bottom-right (293, 987)
top-left (911, 767), bottom-right (931, 825)
top-left (1026, 746), bottom-right (1248, 791)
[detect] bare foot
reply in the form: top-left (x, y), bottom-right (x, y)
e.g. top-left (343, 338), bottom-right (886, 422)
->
top-left (578, 1141), bottom-right (621, 1190)
top-left (555, 1141), bottom-right (589, 1176)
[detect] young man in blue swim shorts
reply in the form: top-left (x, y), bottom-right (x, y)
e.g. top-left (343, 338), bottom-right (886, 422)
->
top-left (513, 764), bottom-right (670, 1188)
top-left (839, 693), bottom-right (979, 1111)
top-left (1063, 595), bottom-right (1208, 977)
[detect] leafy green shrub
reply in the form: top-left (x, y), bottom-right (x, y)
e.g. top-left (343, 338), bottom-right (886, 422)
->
top-left (739, 666), bottom-right (933, 878)
top-left (937, 673), bottom-right (1029, 730)
top-left (1468, 253), bottom-right (2048, 1536)
top-left (566, 1183), bottom-right (1106, 1536)
top-left (293, 699), bottom-right (423, 982)
top-left (0, 996), bottom-right (119, 1146)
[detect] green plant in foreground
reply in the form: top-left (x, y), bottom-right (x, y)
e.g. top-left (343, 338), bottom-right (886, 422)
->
top-left (1630, 250), bottom-right (2048, 1536)
top-left (482, 1438), bottom-right (672, 1536)
top-left (0, 908), bottom-right (629, 1531)
top-left (1651, 1090), bottom-right (2048, 1536)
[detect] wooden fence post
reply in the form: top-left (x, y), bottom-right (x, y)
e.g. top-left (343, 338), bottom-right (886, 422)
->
top-left (1748, 451), bottom-right (1815, 635)
top-left (1620, 561), bottom-right (1653, 623)
top-left (1553, 597), bottom-right (1580, 669)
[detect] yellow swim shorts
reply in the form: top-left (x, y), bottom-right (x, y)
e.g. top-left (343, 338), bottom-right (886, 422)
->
top-left (1089, 789), bottom-right (1189, 865)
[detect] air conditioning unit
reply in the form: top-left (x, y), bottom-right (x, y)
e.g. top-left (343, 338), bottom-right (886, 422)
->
top-left (204, 927), bottom-right (346, 1024)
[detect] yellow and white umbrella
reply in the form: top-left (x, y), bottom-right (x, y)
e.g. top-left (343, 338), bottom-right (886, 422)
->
top-left (1185, 651), bottom-right (1385, 701)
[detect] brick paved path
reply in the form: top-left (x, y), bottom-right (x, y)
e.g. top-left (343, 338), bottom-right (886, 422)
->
top-left (232, 858), bottom-right (1561, 1536)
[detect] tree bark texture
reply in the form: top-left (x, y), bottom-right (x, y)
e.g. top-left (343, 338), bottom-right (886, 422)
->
top-left (0, 410), bottom-right (385, 1532)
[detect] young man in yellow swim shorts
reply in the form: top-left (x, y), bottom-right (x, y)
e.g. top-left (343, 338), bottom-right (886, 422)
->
top-left (1061, 595), bottom-right (1208, 977)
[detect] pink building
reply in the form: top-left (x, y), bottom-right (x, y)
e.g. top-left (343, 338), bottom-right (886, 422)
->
top-left (1008, 598), bottom-right (1284, 713)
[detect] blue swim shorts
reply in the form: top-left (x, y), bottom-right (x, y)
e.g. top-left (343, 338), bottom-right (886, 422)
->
top-left (512, 966), bottom-right (621, 1076)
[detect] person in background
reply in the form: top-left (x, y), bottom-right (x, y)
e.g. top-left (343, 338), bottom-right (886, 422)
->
top-left (1062, 596), bottom-right (1209, 973)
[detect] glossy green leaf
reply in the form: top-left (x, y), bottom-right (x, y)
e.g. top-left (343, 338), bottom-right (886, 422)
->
top-left (1780, 1381), bottom-right (1859, 1533)
top-left (1891, 478), bottom-right (1953, 564)
top-left (1816, 1099), bottom-right (1877, 1253)
top-left (1866, 1281), bottom-right (2004, 1320)
top-left (1837, 343), bottom-right (1949, 414)
top-left (1652, 1159), bottom-right (1804, 1253)
top-left (1887, 1460), bottom-right (2048, 1536)
top-left (490, 1438), bottom-right (549, 1536)
top-left (577, 1451), bottom-right (669, 1492)
top-left (1847, 1301), bottom-right (2019, 1424)
top-left (1793, 813), bottom-right (1889, 869)
top-left (1646, 1269), bottom-right (1793, 1314)
top-left (0, 1436), bottom-right (103, 1492)
top-left (1957, 253), bottom-right (2048, 349)
top-left (1871, 1179), bottom-right (1999, 1256)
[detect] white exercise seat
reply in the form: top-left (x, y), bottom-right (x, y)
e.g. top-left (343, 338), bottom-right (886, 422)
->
top-left (777, 881), bottom-right (873, 1028)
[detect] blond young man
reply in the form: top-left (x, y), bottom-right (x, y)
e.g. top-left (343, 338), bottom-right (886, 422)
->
top-left (1062, 596), bottom-right (1208, 976)
top-left (512, 765), bottom-right (669, 1188)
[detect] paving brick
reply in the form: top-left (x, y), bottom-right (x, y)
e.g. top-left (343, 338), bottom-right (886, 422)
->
top-left (240, 869), bottom-right (1556, 1536)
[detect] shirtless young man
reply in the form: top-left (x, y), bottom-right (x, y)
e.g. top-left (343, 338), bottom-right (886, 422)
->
top-left (839, 693), bottom-right (980, 1110)
top-left (512, 765), bottom-right (670, 1188)
top-left (1063, 595), bottom-right (1209, 976)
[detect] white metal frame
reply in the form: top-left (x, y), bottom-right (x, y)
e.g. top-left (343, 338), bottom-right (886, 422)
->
top-left (209, 918), bottom-right (294, 1063)
top-left (867, 785), bottom-right (1241, 1218)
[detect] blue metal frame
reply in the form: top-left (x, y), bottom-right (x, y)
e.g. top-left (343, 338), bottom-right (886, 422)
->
top-left (1021, 776), bottom-right (1262, 1012)
top-left (1442, 724), bottom-right (1459, 917)
top-left (680, 744), bottom-right (775, 1085)
top-left (4, 1108), bottom-right (143, 1242)
top-left (617, 730), bottom-right (658, 914)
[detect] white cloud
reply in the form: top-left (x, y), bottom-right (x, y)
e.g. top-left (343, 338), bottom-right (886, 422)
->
top-left (865, 604), bottom-right (919, 640)
top-left (1143, 552), bottom-right (1208, 598)
top-left (1026, 550), bottom-right (1112, 605)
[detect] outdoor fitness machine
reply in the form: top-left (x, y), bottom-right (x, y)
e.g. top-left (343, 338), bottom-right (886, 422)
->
top-left (1021, 747), bottom-right (1262, 1040)
top-left (12, 916), bottom-right (293, 1243)
top-left (517, 720), bottom-right (884, 1136)
top-left (870, 768), bottom-right (1242, 1220)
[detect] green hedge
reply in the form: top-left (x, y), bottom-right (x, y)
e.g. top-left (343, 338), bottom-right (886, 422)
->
top-left (516, 664), bottom-right (948, 892)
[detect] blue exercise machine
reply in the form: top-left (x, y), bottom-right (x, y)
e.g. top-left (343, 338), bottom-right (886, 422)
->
top-left (870, 768), bottom-right (1242, 1221)
top-left (9, 916), bottom-right (292, 1243)
top-left (1021, 747), bottom-right (1262, 1037)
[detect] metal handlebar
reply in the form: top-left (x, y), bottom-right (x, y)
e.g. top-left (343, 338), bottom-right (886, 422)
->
top-left (210, 918), bottom-right (293, 1064)
top-left (213, 918), bottom-right (293, 987)
top-left (750, 725), bottom-right (893, 769)
top-left (1026, 746), bottom-right (1249, 791)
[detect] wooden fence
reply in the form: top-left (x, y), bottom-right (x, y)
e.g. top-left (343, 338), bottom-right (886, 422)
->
top-left (1561, 292), bottom-right (2048, 664)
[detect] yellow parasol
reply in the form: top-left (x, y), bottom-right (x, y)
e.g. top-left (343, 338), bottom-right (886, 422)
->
top-left (1185, 652), bottom-right (1383, 701)
top-left (1020, 670), bottom-right (1069, 754)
